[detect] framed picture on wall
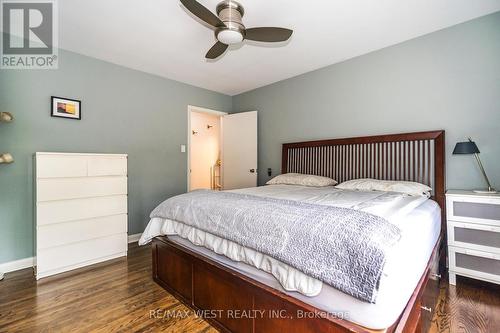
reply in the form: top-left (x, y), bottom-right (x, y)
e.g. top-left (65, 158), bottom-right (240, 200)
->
top-left (51, 96), bottom-right (81, 120)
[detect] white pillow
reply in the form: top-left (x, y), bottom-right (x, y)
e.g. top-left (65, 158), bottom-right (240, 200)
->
top-left (335, 178), bottom-right (432, 197)
top-left (266, 173), bottom-right (337, 187)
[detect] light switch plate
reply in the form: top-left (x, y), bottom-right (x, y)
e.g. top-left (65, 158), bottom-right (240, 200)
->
top-left (180, 144), bottom-right (186, 153)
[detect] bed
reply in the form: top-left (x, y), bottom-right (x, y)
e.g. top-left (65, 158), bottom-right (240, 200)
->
top-left (146, 130), bottom-right (446, 333)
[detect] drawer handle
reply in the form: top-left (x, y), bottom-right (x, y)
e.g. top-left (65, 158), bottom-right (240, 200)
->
top-left (421, 306), bottom-right (432, 313)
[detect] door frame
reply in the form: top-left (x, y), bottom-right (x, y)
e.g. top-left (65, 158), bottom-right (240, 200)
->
top-left (187, 105), bottom-right (228, 192)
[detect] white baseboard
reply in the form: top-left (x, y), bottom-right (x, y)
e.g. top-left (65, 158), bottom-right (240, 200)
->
top-left (0, 257), bottom-right (34, 275)
top-left (128, 233), bottom-right (142, 243)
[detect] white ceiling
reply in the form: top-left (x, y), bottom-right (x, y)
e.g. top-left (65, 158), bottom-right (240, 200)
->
top-left (58, 0), bottom-right (500, 96)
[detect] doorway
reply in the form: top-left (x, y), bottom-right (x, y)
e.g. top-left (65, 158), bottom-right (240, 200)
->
top-left (187, 106), bottom-right (258, 192)
top-left (188, 106), bottom-right (227, 191)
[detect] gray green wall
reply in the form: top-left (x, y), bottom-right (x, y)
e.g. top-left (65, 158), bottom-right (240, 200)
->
top-left (0, 50), bottom-right (232, 264)
top-left (233, 12), bottom-right (500, 189)
top-left (1, 12), bottom-right (499, 265)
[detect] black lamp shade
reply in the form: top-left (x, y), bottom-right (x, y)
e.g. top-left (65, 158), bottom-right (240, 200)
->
top-left (453, 141), bottom-right (480, 154)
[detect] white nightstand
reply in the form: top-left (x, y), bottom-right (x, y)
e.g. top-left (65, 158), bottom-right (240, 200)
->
top-left (446, 190), bottom-right (500, 285)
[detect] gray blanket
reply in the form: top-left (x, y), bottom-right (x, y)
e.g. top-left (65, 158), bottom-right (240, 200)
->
top-left (150, 190), bottom-right (401, 303)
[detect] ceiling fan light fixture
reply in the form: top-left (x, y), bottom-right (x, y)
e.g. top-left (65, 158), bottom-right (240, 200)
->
top-left (217, 29), bottom-right (243, 44)
top-left (180, 0), bottom-right (293, 59)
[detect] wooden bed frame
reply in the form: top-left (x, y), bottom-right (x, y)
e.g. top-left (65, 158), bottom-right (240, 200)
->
top-left (152, 130), bottom-right (446, 333)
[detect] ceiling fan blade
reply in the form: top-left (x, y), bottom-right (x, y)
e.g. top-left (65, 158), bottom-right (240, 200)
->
top-left (244, 27), bottom-right (293, 42)
top-left (180, 0), bottom-right (225, 28)
top-left (205, 42), bottom-right (228, 59)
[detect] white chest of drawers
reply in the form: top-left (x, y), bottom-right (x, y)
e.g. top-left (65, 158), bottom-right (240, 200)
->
top-left (35, 152), bottom-right (128, 279)
top-left (446, 190), bottom-right (500, 285)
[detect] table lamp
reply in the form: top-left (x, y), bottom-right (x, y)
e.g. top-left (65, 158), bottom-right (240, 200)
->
top-left (453, 137), bottom-right (496, 193)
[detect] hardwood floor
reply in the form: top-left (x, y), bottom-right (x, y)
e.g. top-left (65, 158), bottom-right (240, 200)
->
top-left (429, 276), bottom-right (500, 333)
top-left (0, 243), bottom-right (216, 333)
top-left (1, 243), bottom-right (498, 333)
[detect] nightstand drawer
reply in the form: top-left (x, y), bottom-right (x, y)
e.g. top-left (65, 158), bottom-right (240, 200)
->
top-left (446, 196), bottom-right (500, 226)
top-left (449, 246), bottom-right (500, 284)
top-left (448, 221), bottom-right (500, 254)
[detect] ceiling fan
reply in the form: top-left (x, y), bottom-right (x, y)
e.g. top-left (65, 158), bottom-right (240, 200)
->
top-left (180, 0), bottom-right (293, 59)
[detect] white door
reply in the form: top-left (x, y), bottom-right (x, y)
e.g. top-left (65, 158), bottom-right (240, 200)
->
top-left (222, 111), bottom-right (258, 190)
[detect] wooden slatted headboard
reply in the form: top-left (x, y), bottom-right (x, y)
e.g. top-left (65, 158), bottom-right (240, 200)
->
top-left (282, 130), bottom-right (446, 230)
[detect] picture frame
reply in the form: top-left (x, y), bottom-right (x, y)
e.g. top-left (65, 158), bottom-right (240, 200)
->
top-left (51, 96), bottom-right (81, 120)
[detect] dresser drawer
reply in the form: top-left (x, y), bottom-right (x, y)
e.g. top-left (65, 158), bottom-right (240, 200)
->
top-left (37, 195), bottom-right (128, 225)
top-left (448, 221), bottom-right (500, 254)
top-left (37, 214), bottom-right (128, 250)
top-left (449, 246), bottom-right (500, 284)
top-left (88, 156), bottom-right (127, 176)
top-left (36, 154), bottom-right (88, 178)
top-left (446, 196), bottom-right (500, 226)
top-left (37, 233), bottom-right (128, 279)
top-left (37, 176), bottom-right (127, 201)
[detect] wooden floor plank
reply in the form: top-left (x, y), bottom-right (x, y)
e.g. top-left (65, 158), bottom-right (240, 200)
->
top-left (1, 243), bottom-right (498, 333)
top-left (429, 276), bottom-right (500, 333)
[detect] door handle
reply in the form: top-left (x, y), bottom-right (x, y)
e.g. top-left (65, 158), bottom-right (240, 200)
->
top-left (249, 169), bottom-right (255, 173)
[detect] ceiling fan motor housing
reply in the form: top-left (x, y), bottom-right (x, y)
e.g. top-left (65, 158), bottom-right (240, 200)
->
top-left (215, 0), bottom-right (245, 43)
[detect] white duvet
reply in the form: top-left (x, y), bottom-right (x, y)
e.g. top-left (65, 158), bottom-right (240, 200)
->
top-left (139, 185), bottom-right (429, 297)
